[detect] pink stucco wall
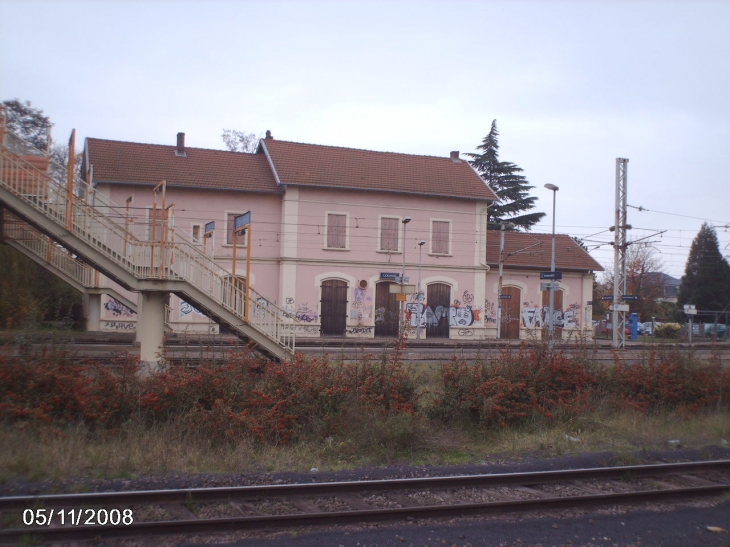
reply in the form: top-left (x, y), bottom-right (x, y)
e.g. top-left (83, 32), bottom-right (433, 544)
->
top-left (95, 182), bottom-right (593, 340)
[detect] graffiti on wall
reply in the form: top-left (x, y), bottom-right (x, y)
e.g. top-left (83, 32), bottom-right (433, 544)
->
top-left (347, 326), bottom-right (373, 335)
top-left (104, 297), bottom-right (135, 317)
top-left (295, 303), bottom-right (318, 323)
top-left (404, 290), bottom-right (483, 328)
top-left (520, 301), bottom-right (581, 329)
top-left (484, 299), bottom-right (497, 324)
top-left (352, 287), bottom-right (366, 309)
top-left (282, 324), bottom-right (320, 334)
top-left (103, 321), bottom-right (135, 331)
top-left (284, 297), bottom-right (295, 318)
top-left (180, 300), bottom-right (204, 318)
top-left (253, 297), bottom-right (269, 319)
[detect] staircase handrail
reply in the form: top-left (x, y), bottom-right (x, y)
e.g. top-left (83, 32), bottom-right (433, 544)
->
top-left (1, 131), bottom-right (294, 353)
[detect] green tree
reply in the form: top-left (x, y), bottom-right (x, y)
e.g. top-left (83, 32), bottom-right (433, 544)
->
top-left (1, 99), bottom-right (84, 329)
top-left (2, 99), bottom-right (52, 150)
top-left (466, 120), bottom-right (545, 230)
top-left (678, 223), bottom-right (730, 319)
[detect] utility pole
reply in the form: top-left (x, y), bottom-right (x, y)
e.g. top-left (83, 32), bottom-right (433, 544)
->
top-left (611, 158), bottom-right (629, 349)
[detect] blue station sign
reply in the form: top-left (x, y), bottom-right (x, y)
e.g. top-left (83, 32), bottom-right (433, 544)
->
top-left (540, 271), bottom-right (563, 280)
top-left (380, 272), bottom-right (399, 280)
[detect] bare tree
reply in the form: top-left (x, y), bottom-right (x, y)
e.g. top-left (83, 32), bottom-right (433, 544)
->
top-left (221, 129), bottom-right (261, 153)
top-left (603, 244), bottom-right (666, 321)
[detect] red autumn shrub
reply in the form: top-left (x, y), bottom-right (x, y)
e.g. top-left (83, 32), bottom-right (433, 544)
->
top-left (428, 345), bottom-right (597, 429)
top-left (138, 349), bottom-right (419, 445)
top-left (610, 348), bottom-right (728, 414)
top-left (0, 348), bottom-right (140, 429)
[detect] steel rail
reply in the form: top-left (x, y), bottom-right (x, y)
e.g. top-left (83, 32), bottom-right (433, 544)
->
top-left (1, 460), bottom-right (729, 543)
top-left (1, 483), bottom-right (728, 543)
top-left (2, 459), bottom-right (729, 510)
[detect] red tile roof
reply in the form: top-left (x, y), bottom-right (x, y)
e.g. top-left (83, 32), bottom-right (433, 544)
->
top-left (261, 139), bottom-right (498, 201)
top-left (486, 231), bottom-right (604, 272)
top-left (85, 138), bottom-right (279, 192)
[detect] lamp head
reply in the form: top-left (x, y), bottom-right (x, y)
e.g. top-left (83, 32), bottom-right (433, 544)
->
top-left (402, 217), bottom-right (412, 224)
top-left (544, 183), bottom-right (559, 192)
top-left (418, 240), bottom-right (426, 246)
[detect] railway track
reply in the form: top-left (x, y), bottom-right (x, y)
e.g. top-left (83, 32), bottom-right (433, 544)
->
top-left (1, 460), bottom-right (728, 543)
top-left (4, 340), bottom-right (728, 366)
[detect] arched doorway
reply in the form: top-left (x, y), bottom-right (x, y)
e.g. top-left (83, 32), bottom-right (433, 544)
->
top-left (426, 283), bottom-right (451, 338)
top-left (320, 279), bottom-right (348, 336)
top-left (541, 288), bottom-right (564, 339)
top-left (500, 286), bottom-right (521, 339)
top-left (374, 281), bottom-right (399, 337)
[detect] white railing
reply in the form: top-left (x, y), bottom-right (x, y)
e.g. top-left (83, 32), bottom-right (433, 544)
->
top-left (0, 126), bottom-right (294, 354)
top-left (4, 215), bottom-right (96, 288)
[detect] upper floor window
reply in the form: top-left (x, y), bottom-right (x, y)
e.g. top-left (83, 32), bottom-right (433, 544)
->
top-left (226, 212), bottom-right (246, 245)
top-left (380, 217), bottom-right (399, 251)
top-left (432, 220), bottom-right (450, 255)
top-left (191, 224), bottom-right (201, 244)
top-left (326, 213), bottom-right (347, 249)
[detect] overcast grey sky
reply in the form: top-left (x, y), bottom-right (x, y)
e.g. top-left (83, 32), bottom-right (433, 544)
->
top-left (2, 0), bottom-right (728, 278)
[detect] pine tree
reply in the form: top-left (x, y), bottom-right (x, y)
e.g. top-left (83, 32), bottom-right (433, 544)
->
top-left (678, 223), bottom-right (730, 318)
top-left (466, 120), bottom-right (545, 230)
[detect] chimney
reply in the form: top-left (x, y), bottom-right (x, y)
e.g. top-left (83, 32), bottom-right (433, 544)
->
top-left (265, 130), bottom-right (273, 140)
top-left (176, 132), bottom-right (185, 156)
top-left (450, 151), bottom-right (459, 160)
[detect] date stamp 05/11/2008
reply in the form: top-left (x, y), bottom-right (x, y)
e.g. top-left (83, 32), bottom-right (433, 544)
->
top-left (23, 508), bottom-right (134, 527)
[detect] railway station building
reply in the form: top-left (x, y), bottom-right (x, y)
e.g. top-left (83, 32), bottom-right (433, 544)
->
top-left (81, 131), bottom-right (601, 341)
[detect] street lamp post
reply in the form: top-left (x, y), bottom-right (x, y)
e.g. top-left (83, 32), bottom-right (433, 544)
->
top-left (544, 184), bottom-right (559, 344)
top-left (399, 217), bottom-right (411, 336)
top-left (417, 240), bottom-right (426, 339)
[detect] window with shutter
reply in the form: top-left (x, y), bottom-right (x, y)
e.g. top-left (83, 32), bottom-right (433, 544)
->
top-left (432, 220), bottom-right (450, 254)
top-left (327, 214), bottom-right (347, 249)
top-left (226, 213), bottom-right (246, 245)
top-left (380, 217), bottom-right (399, 251)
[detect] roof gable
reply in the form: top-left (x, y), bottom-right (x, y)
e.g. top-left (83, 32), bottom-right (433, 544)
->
top-left (85, 138), bottom-right (279, 193)
top-left (486, 231), bottom-right (604, 272)
top-left (261, 138), bottom-right (498, 201)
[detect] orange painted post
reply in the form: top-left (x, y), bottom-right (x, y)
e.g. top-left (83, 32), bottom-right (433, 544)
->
top-left (231, 227), bottom-right (238, 314)
top-left (65, 130), bottom-right (76, 231)
top-left (245, 224), bottom-right (251, 324)
top-left (151, 180), bottom-right (166, 276)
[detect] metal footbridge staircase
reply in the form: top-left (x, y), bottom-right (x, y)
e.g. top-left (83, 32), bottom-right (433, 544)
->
top-left (0, 118), bottom-right (295, 361)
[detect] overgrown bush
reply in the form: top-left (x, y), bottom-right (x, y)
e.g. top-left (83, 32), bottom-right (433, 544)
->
top-left (428, 345), bottom-right (597, 429)
top-left (655, 323), bottom-right (681, 339)
top-left (610, 348), bottom-right (729, 414)
top-left (1, 339), bottom-right (727, 446)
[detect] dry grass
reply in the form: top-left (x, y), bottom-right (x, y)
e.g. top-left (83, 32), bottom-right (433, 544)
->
top-left (1, 409), bottom-right (728, 484)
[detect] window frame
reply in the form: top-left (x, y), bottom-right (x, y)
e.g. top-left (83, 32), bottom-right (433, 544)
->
top-left (324, 211), bottom-right (350, 251)
top-left (377, 215), bottom-right (402, 253)
top-left (224, 211), bottom-right (247, 246)
top-left (191, 223), bottom-right (202, 245)
top-left (430, 218), bottom-right (452, 256)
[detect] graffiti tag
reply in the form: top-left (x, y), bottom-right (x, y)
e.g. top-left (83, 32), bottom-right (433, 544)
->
top-left (104, 297), bottom-right (135, 317)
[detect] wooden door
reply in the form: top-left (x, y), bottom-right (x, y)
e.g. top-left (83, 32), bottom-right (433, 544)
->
top-left (426, 283), bottom-right (451, 338)
top-left (500, 286), bottom-right (521, 339)
top-left (374, 282), bottom-right (399, 337)
top-left (320, 279), bottom-right (348, 336)
top-left (542, 288), bottom-right (564, 339)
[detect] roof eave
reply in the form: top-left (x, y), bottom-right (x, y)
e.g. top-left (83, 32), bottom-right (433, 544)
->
top-left (281, 182), bottom-right (495, 202)
top-left (93, 180), bottom-right (283, 194)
